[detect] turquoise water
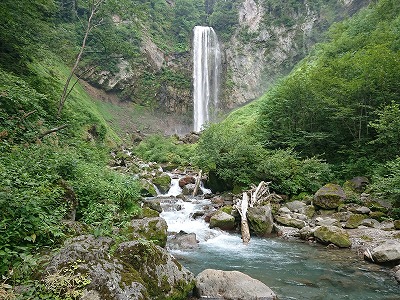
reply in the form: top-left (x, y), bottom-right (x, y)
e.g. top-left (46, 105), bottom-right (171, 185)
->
top-left (160, 196), bottom-right (399, 300)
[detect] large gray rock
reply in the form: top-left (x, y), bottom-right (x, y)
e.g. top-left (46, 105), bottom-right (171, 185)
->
top-left (45, 235), bottom-right (150, 300)
top-left (210, 210), bottom-right (235, 230)
top-left (314, 225), bottom-right (351, 248)
top-left (167, 231), bottom-right (199, 250)
top-left (195, 269), bottom-right (277, 300)
top-left (247, 205), bottom-right (274, 236)
top-left (371, 241), bottom-right (400, 263)
top-left (129, 216), bottom-right (167, 247)
top-left (275, 215), bottom-right (306, 229)
top-left (314, 184), bottom-right (346, 209)
top-left (115, 241), bottom-right (195, 299)
top-left (315, 217), bottom-right (340, 227)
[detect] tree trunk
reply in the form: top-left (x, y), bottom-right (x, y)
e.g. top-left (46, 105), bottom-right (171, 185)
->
top-left (193, 170), bottom-right (202, 197)
top-left (235, 192), bottom-right (250, 244)
top-left (57, 0), bottom-right (103, 118)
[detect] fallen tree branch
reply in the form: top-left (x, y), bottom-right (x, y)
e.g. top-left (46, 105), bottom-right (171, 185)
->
top-left (193, 170), bottom-right (202, 197)
top-left (38, 124), bottom-right (68, 139)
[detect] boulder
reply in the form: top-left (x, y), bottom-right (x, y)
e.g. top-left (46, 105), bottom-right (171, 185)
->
top-left (275, 215), bottom-right (306, 229)
top-left (315, 217), bottom-right (340, 227)
top-left (168, 231), bottom-right (199, 250)
top-left (129, 217), bottom-right (168, 247)
top-left (178, 175), bottom-right (196, 188)
top-left (285, 200), bottom-right (306, 212)
top-left (182, 183), bottom-right (200, 196)
top-left (151, 173), bottom-right (171, 194)
top-left (361, 218), bottom-right (380, 228)
top-left (142, 199), bottom-right (163, 213)
top-left (210, 210), bottom-right (235, 230)
top-left (314, 184), bottom-right (346, 209)
top-left (45, 235), bottom-right (150, 300)
top-left (394, 220), bottom-right (400, 230)
top-left (195, 269), bottom-right (277, 300)
top-left (344, 213), bottom-right (366, 229)
top-left (348, 176), bottom-right (369, 192)
top-left (115, 241), bottom-right (195, 299)
top-left (314, 225), bottom-right (351, 248)
top-left (394, 265), bottom-right (400, 283)
top-left (299, 226), bottom-right (314, 240)
top-left (140, 179), bottom-right (157, 197)
top-left (247, 205), bottom-right (274, 236)
top-left (332, 211), bottom-right (352, 222)
top-left (370, 241), bottom-right (400, 263)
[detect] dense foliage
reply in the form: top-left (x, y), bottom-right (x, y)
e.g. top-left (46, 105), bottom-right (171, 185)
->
top-left (199, 0), bottom-right (399, 209)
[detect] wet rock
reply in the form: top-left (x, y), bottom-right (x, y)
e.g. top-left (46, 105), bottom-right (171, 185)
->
top-left (370, 241), bottom-right (400, 263)
top-left (344, 213), bottom-right (366, 229)
top-left (394, 265), bottom-right (400, 283)
top-left (115, 241), bottom-right (195, 299)
top-left (210, 210), bottom-right (235, 230)
top-left (140, 179), bottom-right (157, 197)
top-left (195, 269), bottom-right (277, 300)
top-left (151, 173), bottom-right (171, 194)
top-left (248, 205), bottom-right (274, 236)
top-left (182, 183), bottom-right (200, 196)
top-left (275, 215), bottom-right (306, 229)
top-left (142, 199), bottom-right (162, 213)
top-left (168, 231), bottom-right (199, 250)
top-left (299, 226), bottom-right (314, 240)
top-left (314, 225), bottom-right (351, 248)
top-left (129, 217), bottom-right (167, 247)
top-left (178, 176), bottom-right (196, 188)
top-left (315, 217), bottom-right (340, 227)
top-left (314, 184), bottom-right (346, 209)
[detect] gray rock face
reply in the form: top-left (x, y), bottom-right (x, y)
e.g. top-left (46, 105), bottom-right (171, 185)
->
top-left (45, 235), bottom-right (195, 300)
top-left (275, 215), bottom-right (306, 229)
top-left (209, 210), bottom-right (236, 230)
top-left (129, 216), bottom-right (168, 247)
top-left (361, 218), bottom-right (380, 228)
top-left (115, 241), bottom-right (195, 299)
top-left (167, 231), bottom-right (199, 250)
top-left (314, 225), bottom-right (352, 248)
top-left (314, 184), bottom-right (346, 209)
top-left (195, 269), bottom-right (277, 300)
top-left (285, 200), bottom-right (306, 212)
top-left (247, 205), bottom-right (274, 236)
top-left (371, 241), bottom-right (400, 263)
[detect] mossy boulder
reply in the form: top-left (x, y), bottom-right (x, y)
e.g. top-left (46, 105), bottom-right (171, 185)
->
top-left (115, 241), bottom-right (195, 299)
top-left (274, 215), bottom-right (306, 229)
top-left (210, 210), bottom-right (235, 230)
top-left (152, 173), bottom-right (171, 194)
top-left (394, 220), bottom-right (400, 230)
top-left (140, 179), bottom-right (157, 197)
top-left (369, 211), bottom-right (387, 222)
top-left (314, 225), bottom-right (351, 248)
top-left (344, 213), bottom-right (366, 229)
top-left (129, 217), bottom-right (168, 247)
top-left (248, 205), bottom-right (274, 236)
top-left (314, 184), bottom-right (346, 209)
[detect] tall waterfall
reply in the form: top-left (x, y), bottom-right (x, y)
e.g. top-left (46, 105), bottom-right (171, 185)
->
top-left (193, 26), bottom-right (221, 132)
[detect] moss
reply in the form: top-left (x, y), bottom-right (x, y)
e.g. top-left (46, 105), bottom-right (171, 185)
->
top-left (152, 174), bottom-right (171, 194)
top-left (394, 220), bottom-right (400, 230)
top-left (220, 205), bottom-right (234, 215)
top-left (142, 207), bottom-right (160, 218)
top-left (345, 214), bottom-right (366, 229)
top-left (370, 211), bottom-right (387, 222)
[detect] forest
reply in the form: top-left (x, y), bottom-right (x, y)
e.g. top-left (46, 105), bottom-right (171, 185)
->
top-left (0, 0), bottom-right (399, 299)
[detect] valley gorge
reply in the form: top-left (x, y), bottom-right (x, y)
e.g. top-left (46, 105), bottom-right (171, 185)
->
top-left (79, 0), bottom-right (372, 134)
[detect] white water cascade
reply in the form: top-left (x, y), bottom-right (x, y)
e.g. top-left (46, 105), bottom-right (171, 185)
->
top-left (193, 26), bottom-right (221, 132)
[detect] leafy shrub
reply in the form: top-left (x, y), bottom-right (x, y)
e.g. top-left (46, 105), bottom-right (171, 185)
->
top-left (133, 134), bottom-right (195, 166)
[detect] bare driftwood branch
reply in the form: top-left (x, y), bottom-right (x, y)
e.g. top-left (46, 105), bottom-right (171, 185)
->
top-left (38, 124), bottom-right (68, 139)
top-left (193, 170), bottom-right (202, 197)
top-left (234, 181), bottom-right (278, 244)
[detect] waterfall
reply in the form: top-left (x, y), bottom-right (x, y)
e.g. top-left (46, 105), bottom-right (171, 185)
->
top-left (193, 26), bottom-right (221, 132)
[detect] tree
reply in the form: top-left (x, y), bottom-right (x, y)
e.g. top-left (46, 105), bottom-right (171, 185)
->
top-left (57, 0), bottom-right (105, 118)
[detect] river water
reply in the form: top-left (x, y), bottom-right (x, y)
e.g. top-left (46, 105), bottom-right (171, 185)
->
top-left (157, 178), bottom-right (399, 300)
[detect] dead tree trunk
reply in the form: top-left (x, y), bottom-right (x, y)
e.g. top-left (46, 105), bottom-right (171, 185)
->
top-left (234, 181), bottom-right (275, 244)
top-left (57, 0), bottom-right (104, 118)
top-left (193, 170), bottom-right (202, 197)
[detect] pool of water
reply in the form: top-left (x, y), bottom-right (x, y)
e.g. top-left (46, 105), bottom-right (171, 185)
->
top-left (158, 193), bottom-right (399, 300)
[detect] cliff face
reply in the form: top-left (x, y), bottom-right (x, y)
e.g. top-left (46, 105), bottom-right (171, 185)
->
top-left (220, 0), bottom-right (372, 108)
top-left (81, 0), bottom-right (371, 132)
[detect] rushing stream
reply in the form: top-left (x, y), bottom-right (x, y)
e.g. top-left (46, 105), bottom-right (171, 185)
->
top-left (157, 177), bottom-right (399, 300)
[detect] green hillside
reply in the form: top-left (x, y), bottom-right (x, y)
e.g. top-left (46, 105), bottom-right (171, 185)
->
top-left (196, 0), bottom-right (400, 205)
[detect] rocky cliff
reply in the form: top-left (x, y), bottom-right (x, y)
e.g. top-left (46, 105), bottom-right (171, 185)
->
top-left (80, 0), bottom-right (371, 133)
